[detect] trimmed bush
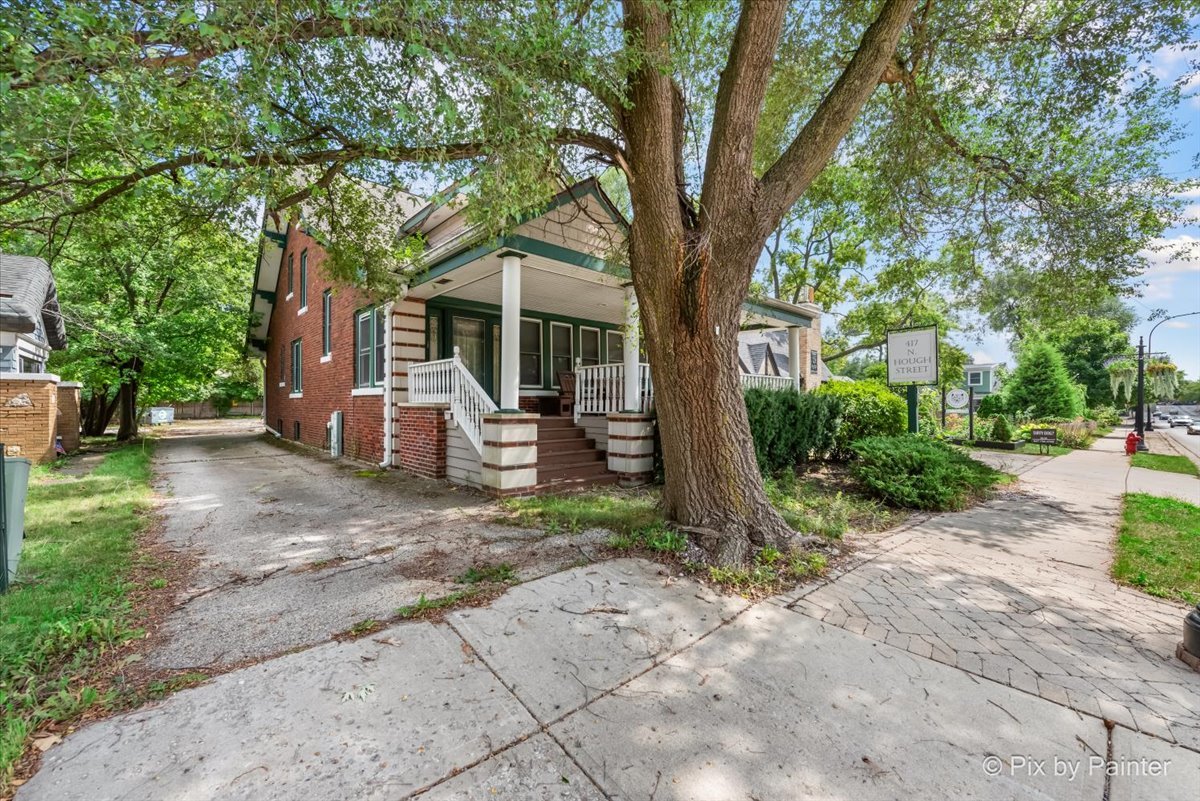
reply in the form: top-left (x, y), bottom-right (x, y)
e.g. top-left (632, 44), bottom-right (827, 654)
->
top-left (816, 380), bottom-right (907, 459)
top-left (976, 393), bottom-right (1006, 418)
top-left (989, 415), bottom-right (1013, 442)
top-left (849, 435), bottom-right (1002, 510)
top-left (744, 388), bottom-right (841, 474)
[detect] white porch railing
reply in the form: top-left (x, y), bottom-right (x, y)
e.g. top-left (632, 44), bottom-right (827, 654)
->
top-left (741, 373), bottom-right (797, 392)
top-left (409, 347), bottom-right (497, 452)
top-left (574, 362), bottom-right (654, 421)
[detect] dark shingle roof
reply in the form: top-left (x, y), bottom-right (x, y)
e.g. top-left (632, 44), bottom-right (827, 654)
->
top-left (0, 254), bottom-right (67, 350)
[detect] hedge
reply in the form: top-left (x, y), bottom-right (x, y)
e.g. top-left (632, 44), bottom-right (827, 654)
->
top-left (850, 435), bottom-right (1002, 510)
top-left (744, 388), bottom-right (841, 474)
top-left (815, 380), bottom-right (907, 459)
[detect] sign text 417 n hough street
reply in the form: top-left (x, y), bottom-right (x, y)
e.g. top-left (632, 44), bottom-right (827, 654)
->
top-left (887, 325), bottom-right (939, 386)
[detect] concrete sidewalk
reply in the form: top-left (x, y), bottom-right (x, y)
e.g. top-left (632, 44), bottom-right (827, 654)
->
top-left (17, 430), bottom-right (1200, 800)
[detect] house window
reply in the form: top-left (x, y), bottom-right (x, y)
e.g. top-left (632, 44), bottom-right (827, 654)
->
top-left (290, 338), bottom-right (303, 392)
top-left (279, 344), bottom-right (285, 384)
top-left (606, 330), bottom-right (624, 364)
top-left (550, 322), bottom-right (573, 386)
top-left (19, 356), bottom-right (41, 373)
top-left (355, 306), bottom-right (387, 387)
top-left (580, 327), bottom-right (601, 367)
top-left (810, 350), bottom-right (818, 374)
top-left (287, 253), bottom-right (294, 295)
top-left (322, 290), bottom-right (332, 356)
top-left (293, 420), bottom-right (301, 440)
top-left (968, 371), bottom-right (983, 386)
top-left (428, 315), bottom-right (440, 360)
top-left (299, 249), bottom-right (308, 308)
top-left (519, 319), bottom-right (542, 387)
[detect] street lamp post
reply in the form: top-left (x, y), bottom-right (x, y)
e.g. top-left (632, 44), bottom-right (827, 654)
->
top-left (1137, 311), bottom-right (1200, 453)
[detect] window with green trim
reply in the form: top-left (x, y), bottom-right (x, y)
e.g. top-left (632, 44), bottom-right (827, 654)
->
top-left (322, 290), bottom-right (332, 355)
top-left (519, 319), bottom-right (542, 387)
top-left (287, 253), bottom-right (294, 295)
top-left (290, 338), bottom-right (302, 392)
top-left (299, 250), bottom-right (309, 307)
top-left (550, 322), bottom-right (573, 386)
top-left (355, 306), bottom-right (386, 387)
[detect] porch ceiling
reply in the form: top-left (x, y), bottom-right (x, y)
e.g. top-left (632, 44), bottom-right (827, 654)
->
top-left (408, 251), bottom-right (628, 325)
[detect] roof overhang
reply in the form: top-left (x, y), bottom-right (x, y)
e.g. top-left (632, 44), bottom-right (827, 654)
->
top-left (740, 297), bottom-right (819, 329)
top-left (245, 214), bottom-right (287, 357)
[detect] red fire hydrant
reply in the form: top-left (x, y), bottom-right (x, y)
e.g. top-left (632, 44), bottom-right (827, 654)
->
top-left (1125, 431), bottom-right (1142, 455)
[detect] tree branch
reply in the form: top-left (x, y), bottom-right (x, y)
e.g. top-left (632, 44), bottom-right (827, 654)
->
top-left (758, 0), bottom-right (917, 230)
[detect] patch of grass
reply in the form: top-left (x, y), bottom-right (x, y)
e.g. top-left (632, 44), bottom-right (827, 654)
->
top-left (704, 546), bottom-right (829, 596)
top-left (501, 491), bottom-right (662, 536)
top-left (456, 563), bottom-right (517, 585)
top-left (764, 468), bottom-right (903, 538)
top-left (348, 619), bottom-right (382, 636)
top-left (1113, 493), bottom-right (1200, 605)
top-left (141, 672), bottom-right (208, 702)
top-left (352, 469), bottom-right (385, 478)
top-left (0, 443), bottom-right (154, 789)
top-left (608, 521), bottom-right (687, 554)
top-left (396, 589), bottom-right (477, 620)
top-left (1131, 453), bottom-right (1200, 477)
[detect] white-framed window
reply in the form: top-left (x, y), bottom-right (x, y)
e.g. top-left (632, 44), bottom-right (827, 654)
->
top-left (550, 322), bottom-right (573, 386)
top-left (286, 253), bottom-right (294, 296)
top-left (354, 307), bottom-right (387, 387)
top-left (290, 338), bottom-right (303, 393)
top-left (606, 330), bottom-right (624, 364)
top-left (579, 327), bottom-right (601, 367)
top-left (810, 350), bottom-right (818, 374)
top-left (298, 249), bottom-right (308, 308)
top-left (519, 318), bottom-right (542, 387)
top-left (968, 371), bottom-right (983, 386)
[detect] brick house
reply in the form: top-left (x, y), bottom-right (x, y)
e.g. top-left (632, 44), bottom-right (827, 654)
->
top-left (249, 179), bottom-right (822, 495)
top-left (0, 253), bottom-right (80, 461)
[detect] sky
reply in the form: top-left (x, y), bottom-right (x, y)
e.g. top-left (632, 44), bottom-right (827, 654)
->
top-left (963, 39), bottom-right (1200, 381)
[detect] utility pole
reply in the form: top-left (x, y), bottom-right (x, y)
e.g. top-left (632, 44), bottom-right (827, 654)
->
top-left (1135, 337), bottom-right (1147, 451)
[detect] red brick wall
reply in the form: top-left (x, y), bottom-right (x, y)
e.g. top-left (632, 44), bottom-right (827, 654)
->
top-left (394, 404), bottom-right (446, 478)
top-left (263, 224), bottom-right (385, 464)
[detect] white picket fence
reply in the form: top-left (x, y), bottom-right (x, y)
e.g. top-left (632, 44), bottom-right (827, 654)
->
top-left (574, 362), bottom-right (654, 421)
top-left (409, 347), bottom-right (497, 452)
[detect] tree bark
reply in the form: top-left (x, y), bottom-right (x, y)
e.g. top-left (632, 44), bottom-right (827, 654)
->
top-left (80, 388), bottom-right (119, 436)
top-left (115, 358), bottom-right (142, 441)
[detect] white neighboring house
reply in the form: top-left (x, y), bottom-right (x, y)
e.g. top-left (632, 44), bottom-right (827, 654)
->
top-left (0, 254), bottom-right (68, 373)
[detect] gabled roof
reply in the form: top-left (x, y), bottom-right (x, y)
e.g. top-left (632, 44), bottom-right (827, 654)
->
top-left (0, 253), bottom-right (67, 350)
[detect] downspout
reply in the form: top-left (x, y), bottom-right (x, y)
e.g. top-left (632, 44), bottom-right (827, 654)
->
top-left (379, 300), bottom-right (395, 468)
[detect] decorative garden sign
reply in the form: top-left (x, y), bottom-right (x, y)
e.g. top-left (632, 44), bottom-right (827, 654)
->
top-left (946, 388), bottom-right (970, 409)
top-left (887, 326), bottom-right (939, 386)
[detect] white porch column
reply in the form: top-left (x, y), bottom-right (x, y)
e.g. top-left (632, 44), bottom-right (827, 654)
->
top-left (787, 325), bottom-right (802, 391)
top-left (622, 284), bottom-right (640, 412)
top-left (499, 252), bottom-right (524, 411)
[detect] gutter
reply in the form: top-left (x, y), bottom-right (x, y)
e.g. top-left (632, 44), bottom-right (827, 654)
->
top-left (379, 300), bottom-right (395, 468)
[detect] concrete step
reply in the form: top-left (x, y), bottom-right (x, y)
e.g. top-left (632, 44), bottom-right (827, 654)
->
top-left (536, 416), bottom-right (577, 428)
top-left (538, 436), bottom-right (597, 454)
top-left (538, 450), bottom-right (605, 468)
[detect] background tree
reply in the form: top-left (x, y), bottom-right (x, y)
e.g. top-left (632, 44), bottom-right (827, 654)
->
top-left (2, 1), bottom-right (1194, 565)
top-left (1004, 340), bottom-right (1085, 420)
top-left (1043, 310), bottom-right (1135, 408)
top-left (32, 181), bottom-right (255, 439)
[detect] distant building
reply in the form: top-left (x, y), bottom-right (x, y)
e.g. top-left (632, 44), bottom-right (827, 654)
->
top-left (736, 327), bottom-right (828, 390)
top-left (961, 362), bottom-right (1002, 401)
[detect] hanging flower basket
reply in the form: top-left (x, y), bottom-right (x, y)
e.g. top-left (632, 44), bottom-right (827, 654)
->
top-left (1107, 359), bottom-right (1137, 404)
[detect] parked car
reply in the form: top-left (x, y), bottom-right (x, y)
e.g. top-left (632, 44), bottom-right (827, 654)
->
top-left (1188, 420), bottom-right (1200, 435)
top-left (1170, 414), bottom-right (1193, 427)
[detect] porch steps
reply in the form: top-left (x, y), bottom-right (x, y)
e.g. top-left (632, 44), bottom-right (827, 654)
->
top-left (533, 416), bottom-right (618, 492)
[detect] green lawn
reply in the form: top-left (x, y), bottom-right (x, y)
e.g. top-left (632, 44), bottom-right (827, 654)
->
top-left (0, 443), bottom-right (154, 789)
top-left (1130, 452), bottom-right (1200, 477)
top-left (1113, 493), bottom-right (1200, 605)
top-left (1015, 442), bottom-right (1072, 457)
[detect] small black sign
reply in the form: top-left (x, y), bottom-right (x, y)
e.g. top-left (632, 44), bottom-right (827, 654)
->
top-left (1030, 428), bottom-right (1058, 445)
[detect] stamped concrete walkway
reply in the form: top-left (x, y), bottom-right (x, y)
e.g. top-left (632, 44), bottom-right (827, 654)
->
top-left (17, 430), bottom-right (1200, 800)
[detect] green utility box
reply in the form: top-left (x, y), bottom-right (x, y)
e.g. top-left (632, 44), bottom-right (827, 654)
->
top-left (1, 454), bottom-right (32, 591)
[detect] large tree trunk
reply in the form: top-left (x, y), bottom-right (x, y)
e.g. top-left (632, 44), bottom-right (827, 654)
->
top-left (115, 358), bottom-right (142, 441)
top-left (80, 387), bottom-right (119, 436)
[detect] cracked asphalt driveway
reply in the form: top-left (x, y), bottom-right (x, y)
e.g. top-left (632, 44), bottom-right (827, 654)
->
top-left (146, 419), bottom-right (607, 670)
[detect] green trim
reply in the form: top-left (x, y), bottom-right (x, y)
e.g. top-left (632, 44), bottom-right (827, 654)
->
top-left (741, 299), bottom-right (813, 328)
top-left (418, 237), bottom-right (504, 284)
top-left (353, 305), bottom-right (387, 388)
top-left (255, 288), bottom-right (276, 303)
top-left (416, 233), bottom-right (627, 287)
top-left (263, 230), bottom-right (288, 246)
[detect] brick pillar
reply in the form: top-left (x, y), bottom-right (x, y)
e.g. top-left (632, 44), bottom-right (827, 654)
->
top-left (392, 297), bottom-right (427, 404)
top-left (481, 413), bottom-right (539, 497)
top-left (0, 377), bottom-right (59, 463)
top-left (607, 412), bottom-right (655, 487)
top-left (394, 403), bottom-right (447, 478)
top-left (57, 382), bottom-right (82, 452)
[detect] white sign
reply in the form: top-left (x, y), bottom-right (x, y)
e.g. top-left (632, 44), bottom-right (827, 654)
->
top-left (946, 388), bottom-right (969, 409)
top-left (887, 326), bottom-right (938, 385)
